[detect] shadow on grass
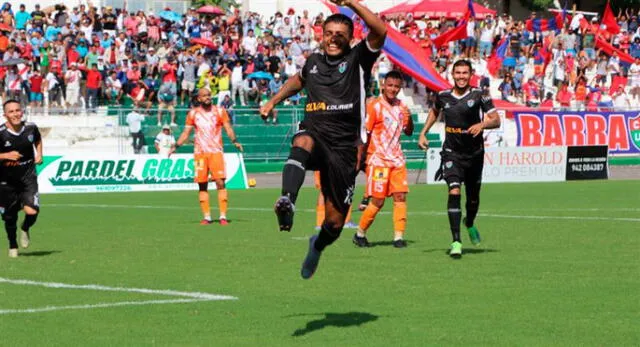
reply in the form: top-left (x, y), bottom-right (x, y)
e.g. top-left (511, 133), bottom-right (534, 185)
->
top-left (368, 240), bottom-right (416, 248)
top-left (20, 250), bottom-right (61, 257)
top-left (422, 248), bottom-right (499, 255)
top-left (289, 312), bottom-right (379, 336)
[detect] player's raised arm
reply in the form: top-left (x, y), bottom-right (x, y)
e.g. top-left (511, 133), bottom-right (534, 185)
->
top-left (336, 0), bottom-right (387, 49)
top-left (259, 73), bottom-right (304, 118)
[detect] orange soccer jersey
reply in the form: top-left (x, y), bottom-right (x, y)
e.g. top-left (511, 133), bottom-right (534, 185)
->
top-left (365, 96), bottom-right (410, 199)
top-left (186, 106), bottom-right (230, 182)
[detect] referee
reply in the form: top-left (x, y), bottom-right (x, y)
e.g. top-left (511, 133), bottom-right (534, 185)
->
top-left (0, 100), bottom-right (43, 258)
top-left (418, 60), bottom-right (500, 258)
top-left (260, 0), bottom-right (387, 279)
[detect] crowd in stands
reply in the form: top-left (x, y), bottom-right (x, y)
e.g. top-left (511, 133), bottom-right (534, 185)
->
top-left (0, 2), bottom-right (639, 117)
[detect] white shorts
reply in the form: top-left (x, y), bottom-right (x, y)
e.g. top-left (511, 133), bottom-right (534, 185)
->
top-left (181, 80), bottom-right (196, 92)
top-left (66, 88), bottom-right (80, 105)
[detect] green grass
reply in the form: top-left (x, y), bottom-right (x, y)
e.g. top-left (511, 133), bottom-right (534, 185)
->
top-left (1, 181), bottom-right (639, 346)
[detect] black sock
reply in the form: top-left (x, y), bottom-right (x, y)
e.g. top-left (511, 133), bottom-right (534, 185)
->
top-left (314, 223), bottom-right (342, 252)
top-left (447, 194), bottom-right (462, 242)
top-left (4, 217), bottom-right (18, 249)
top-left (465, 199), bottom-right (479, 227)
top-left (282, 147), bottom-right (311, 204)
top-left (21, 213), bottom-right (38, 232)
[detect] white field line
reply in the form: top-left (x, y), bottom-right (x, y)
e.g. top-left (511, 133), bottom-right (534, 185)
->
top-left (0, 299), bottom-right (207, 315)
top-left (48, 203), bottom-right (640, 223)
top-left (0, 277), bottom-right (237, 315)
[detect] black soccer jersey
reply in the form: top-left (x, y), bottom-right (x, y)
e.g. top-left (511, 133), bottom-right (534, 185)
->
top-left (0, 122), bottom-right (41, 185)
top-left (300, 40), bottom-right (380, 146)
top-left (434, 88), bottom-right (496, 156)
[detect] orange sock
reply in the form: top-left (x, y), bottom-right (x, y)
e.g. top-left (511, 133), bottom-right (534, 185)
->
top-left (199, 191), bottom-right (210, 219)
top-left (358, 203), bottom-right (380, 234)
top-left (316, 203), bottom-right (325, 227)
top-left (345, 208), bottom-right (353, 224)
top-left (393, 201), bottom-right (407, 240)
top-left (218, 189), bottom-right (228, 218)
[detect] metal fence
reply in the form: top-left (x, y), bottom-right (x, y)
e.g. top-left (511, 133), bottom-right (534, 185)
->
top-left (114, 107), bottom-right (304, 158)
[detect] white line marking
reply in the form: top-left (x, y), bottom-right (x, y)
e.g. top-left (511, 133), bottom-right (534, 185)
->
top-left (48, 204), bottom-right (640, 223)
top-left (0, 277), bottom-right (237, 301)
top-left (0, 277), bottom-right (237, 315)
top-left (0, 299), bottom-right (208, 315)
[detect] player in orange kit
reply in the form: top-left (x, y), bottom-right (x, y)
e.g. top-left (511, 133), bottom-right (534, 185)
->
top-left (313, 171), bottom-right (357, 231)
top-left (353, 71), bottom-right (413, 248)
top-left (174, 88), bottom-right (243, 225)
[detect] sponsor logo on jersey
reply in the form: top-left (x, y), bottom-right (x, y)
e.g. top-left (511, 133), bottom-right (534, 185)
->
top-left (310, 65), bottom-right (318, 74)
top-left (444, 103), bottom-right (450, 109)
top-left (4, 141), bottom-right (10, 147)
top-left (445, 126), bottom-right (466, 134)
top-left (305, 102), bottom-right (354, 113)
top-left (338, 62), bottom-right (347, 73)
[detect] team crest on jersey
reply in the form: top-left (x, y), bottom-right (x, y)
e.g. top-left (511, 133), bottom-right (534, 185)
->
top-left (0, 206), bottom-right (4, 215)
top-left (445, 161), bottom-right (453, 169)
top-left (28, 134), bottom-right (33, 143)
top-left (338, 62), bottom-right (347, 73)
top-left (444, 103), bottom-right (450, 109)
top-left (467, 100), bottom-right (475, 108)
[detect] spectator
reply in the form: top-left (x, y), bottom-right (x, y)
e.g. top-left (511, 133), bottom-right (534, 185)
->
top-left (29, 69), bottom-right (44, 108)
top-left (154, 125), bottom-right (176, 158)
top-left (126, 109), bottom-right (146, 154)
top-left (85, 63), bottom-right (103, 112)
top-left (157, 82), bottom-right (177, 126)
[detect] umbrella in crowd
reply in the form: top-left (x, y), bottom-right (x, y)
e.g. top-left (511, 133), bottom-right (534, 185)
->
top-left (247, 71), bottom-right (274, 80)
top-left (0, 58), bottom-right (28, 66)
top-left (190, 37), bottom-right (217, 49)
top-left (158, 10), bottom-right (182, 22)
top-left (197, 5), bottom-right (225, 16)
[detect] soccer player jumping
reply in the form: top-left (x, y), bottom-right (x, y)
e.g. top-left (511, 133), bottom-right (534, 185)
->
top-left (418, 60), bottom-right (500, 258)
top-left (353, 71), bottom-right (414, 248)
top-left (175, 88), bottom-right (243, 225)
top-left (0, 100), bottom-right (43, 258)
top-left (260, 0), bottom-right (386, 279)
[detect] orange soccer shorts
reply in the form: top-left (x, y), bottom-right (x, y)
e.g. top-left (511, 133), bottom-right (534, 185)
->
top-left (194, 152), bottom-right (226, 183)
top-left (365, 165), bottom-right (409, 199)
top-left (314, 171), bottom-right (321, 190)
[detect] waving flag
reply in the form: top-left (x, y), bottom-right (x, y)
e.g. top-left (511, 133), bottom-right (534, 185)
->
top-left (602, 1), bottom-right (620, 35)
top-left (526, 4), bottom-right (567, 33)
top-left (321, 0), bottom-right (451, 91)
top-left (432, 0), bottom-right (475, 48)
top-left (487, 37), bottom-right (509, 76)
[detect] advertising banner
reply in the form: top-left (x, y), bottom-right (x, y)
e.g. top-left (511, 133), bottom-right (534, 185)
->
top-left (515, 111), bottom-right (640, 155)
top-left (426, 146), bottom-right (567, 184)
top-left (565, 146), bottom-right (609, 180)
top-left (36, 154), bottom-right (248, 194)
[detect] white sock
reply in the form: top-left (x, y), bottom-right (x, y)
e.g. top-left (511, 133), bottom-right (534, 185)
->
top-left (393, 232), bottom-right (404, 241)
top-left (220, 215), bottom-right (226, 220)
top-left (356, 229), bottom-right (366, 238)
top-left (204, 214), bottom-right (212, 221)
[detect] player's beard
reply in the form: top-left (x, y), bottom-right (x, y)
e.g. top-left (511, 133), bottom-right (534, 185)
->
top-left (201, 100), bottom-right (212, 109)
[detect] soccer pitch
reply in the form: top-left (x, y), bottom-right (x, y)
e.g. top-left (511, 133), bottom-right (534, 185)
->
top-left (1, 181), bottom-right (639, 346)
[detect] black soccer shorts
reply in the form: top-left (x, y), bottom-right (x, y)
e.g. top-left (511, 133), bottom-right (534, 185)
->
top-left (440, 150), bottom-right (484, 191)
top-left (293, 131), bottom-right (358, 215)
top-left (1, 179), bottom-right (40, 216)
